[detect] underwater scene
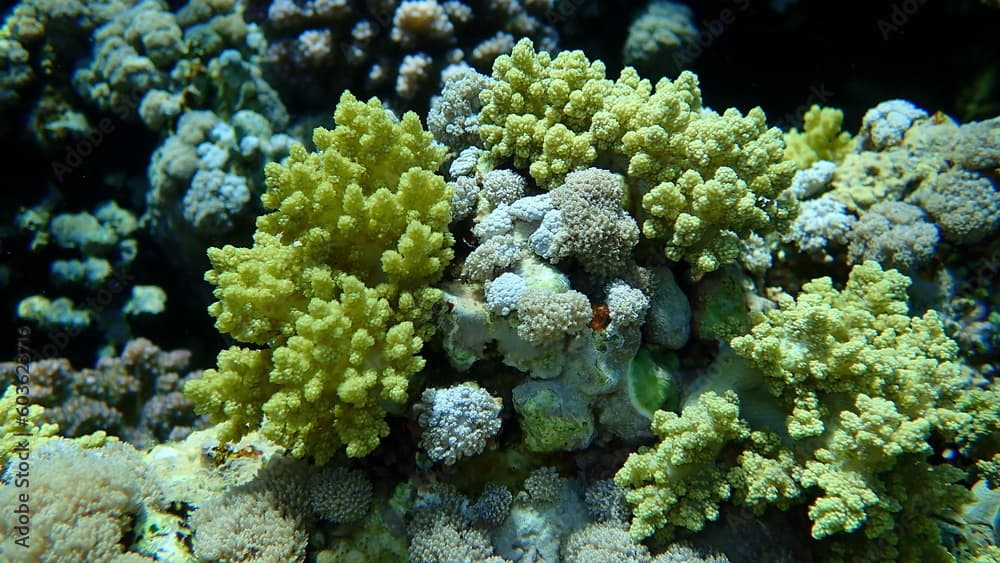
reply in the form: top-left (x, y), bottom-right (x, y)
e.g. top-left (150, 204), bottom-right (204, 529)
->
top-left (1, 0), bottom-right (999, 561)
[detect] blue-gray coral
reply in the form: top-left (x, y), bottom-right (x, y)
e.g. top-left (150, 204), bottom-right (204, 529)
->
top-left (417, 382), bottom-right (503, 465)
top-left (784, 195), bottom-right (858, 260)
top-left (428, 63), bottom-right (494, 151)
top-left (251, 0), bottom-right (557, 109)
top-left (913, 168), bottom-right (1000, 244)
top-left (474, 483), bottom-right (514, 527)
top-left (546, 168), bottom-right (640, 277)
top-left (14, 200), bottom-right (146, 336)
top-left (846, 200), bottom-right (939, 271)
top-left (308, 466), bottom-right (373, 524)
top-left (623, 0), bottom-right (699, 78)
top-left (0, 338), bottom-right (206, 447)
top-left (146, 108), bottom-right (293, 274)
top-left (855, 99), bottom-right (928, 151)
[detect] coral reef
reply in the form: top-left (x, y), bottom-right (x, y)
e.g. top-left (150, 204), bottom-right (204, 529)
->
top-left (1, 4), bottom-right (998, 562)
top-left (416, 382), bottom-right (503, 465)
top-left (0, 436), bottom-right (181, 561)
top-left (623, 0), bottom-right (699, 79)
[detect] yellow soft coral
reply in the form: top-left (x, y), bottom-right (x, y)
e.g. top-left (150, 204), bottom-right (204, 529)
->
top-left (628, 102), bottom-right (798, 278)
top-left (783, 105), bottom-right (853, 169)
top-left (479, 39), bottom-right (797, 277)
top-left (614, 390), bottom-right (749, 539)
top-left (1, 386), bottom-right (59, 468)
top-left (728, 261), bottom-right (972, 541)
top-left (730, 261), bottom-right (966, 439)
top-left (186, 92), bottom-right (453, 462)
top-left (479, 39), bottom-right (609, 187)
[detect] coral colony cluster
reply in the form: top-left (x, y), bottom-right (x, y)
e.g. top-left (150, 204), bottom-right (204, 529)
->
top-left (2, 0), bottom-right (1000, 561)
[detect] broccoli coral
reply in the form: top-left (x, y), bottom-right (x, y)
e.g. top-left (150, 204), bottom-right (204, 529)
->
top-left (783, 105), bottom-right (852, 169)
top-left (614, 262), bottom-right (979, 551)
top-left (614, 390), bottom-right (750, 539)
top-left (478, 39), bottom-right (609, 187)
top-left (185, 91), bottom-right (454, 462)
top-left (731, 261), bottom-right (965, 438)
top-left (728, 261), bottom-right (971, 541)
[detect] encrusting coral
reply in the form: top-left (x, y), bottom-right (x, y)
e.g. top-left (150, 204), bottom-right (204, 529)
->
top-left (185, 90), bottom-right (454, 462)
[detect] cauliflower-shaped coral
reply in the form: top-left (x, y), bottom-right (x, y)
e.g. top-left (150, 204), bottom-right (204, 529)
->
top-left (784, 195), bottom-right (857, 260)
top-left (622, 0), bottom-right (699, 78)
top-left (846, 201), bottom-right (939, 272)
top-left (636, 126), bottom-right (797, 277)
top-left (855, 99), bottom-right (928, 151)
top-left (417, 383), bottom-right (503, 465)
top-left (799, 394), bottom-right (931, 538)
top-left (547, 168), bottom-right (640, 277)
top-left (912, 168), bottom-right (1000, 244)
top-left (515, 286), bottom-right (591, 345)
top-left (429, 64), bottom-right (494, 152)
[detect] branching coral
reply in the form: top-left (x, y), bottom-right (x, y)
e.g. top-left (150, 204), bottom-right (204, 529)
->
top-left (614, 390), bottom-right (749, 539)
top-left (0, 338), bottom-right (206, 447)
top-left (727, 262), bottom-right (973, 543)
top-left (185, 91), bottom-right (454, 461)
top-left (783, 105), bottom-right (852, 169)
top-left (616, 262), bottom-right (979, 553)
top-left (478, 38), bottom-right (797, 276)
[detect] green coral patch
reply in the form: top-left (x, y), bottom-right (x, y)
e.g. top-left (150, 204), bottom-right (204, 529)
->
top-left (626, 347), bottom-right (680, 418)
